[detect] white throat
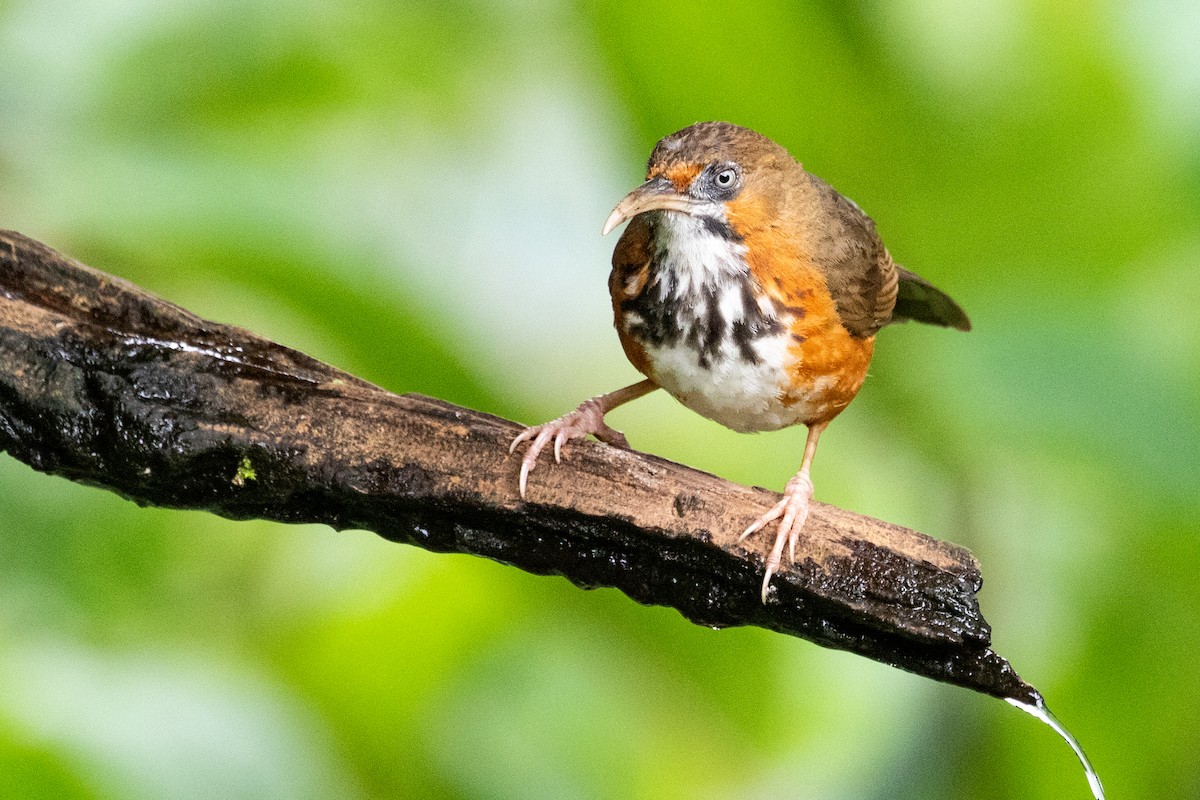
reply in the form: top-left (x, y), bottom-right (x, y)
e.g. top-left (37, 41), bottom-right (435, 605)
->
top-left (650, 210), bottom-right (748, 300)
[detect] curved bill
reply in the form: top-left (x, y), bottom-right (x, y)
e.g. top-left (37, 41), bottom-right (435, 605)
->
top-left (601, 177), bottom-right (702, 235)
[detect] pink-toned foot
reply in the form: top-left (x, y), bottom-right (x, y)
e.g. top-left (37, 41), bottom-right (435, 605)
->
top-left (738, 470), bottom-right (814, 602)
top-left (509, 380), bottom-right (657, 499)
top-left (509, 398), bottom-right (630, 498)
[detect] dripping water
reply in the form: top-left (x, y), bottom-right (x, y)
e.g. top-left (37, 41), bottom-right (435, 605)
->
top-left (1007, 696), bottom-right (1105, 800)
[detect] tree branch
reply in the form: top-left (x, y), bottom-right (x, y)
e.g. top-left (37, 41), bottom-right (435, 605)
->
top-left (0, 229), bottom-right (1037, 703)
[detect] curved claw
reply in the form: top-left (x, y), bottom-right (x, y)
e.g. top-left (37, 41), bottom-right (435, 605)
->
top-left (739, 471), bottom-right (815, 603)
top-left (524, 427), bottom-right (559, 497)
top-left (553, 429), bottom-right (568, 463)
top-left (508, 427), bottom-right (535, 454)
top-left (508, 397), bottom-right (628, 500)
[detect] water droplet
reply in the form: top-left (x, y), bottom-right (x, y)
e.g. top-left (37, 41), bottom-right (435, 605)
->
top-left (1007, 697), bottom-right (1105, 800)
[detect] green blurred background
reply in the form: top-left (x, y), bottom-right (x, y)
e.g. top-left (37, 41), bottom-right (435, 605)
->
top-left (1, 0), bottom-right (1197, 797)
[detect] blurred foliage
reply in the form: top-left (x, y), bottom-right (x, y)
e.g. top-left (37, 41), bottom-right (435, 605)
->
top-left (2, 0), bottom-right (1198, 798)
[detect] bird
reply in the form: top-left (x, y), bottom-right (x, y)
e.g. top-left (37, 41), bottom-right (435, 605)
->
top-left (510, 121), bottom-right (970, 602)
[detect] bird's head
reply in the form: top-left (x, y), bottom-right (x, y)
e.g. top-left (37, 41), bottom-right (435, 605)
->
top-left (602, 121), bottom-right (797, 237)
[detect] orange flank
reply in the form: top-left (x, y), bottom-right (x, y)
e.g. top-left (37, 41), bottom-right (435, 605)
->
top-left (608, 215), bottom-right (654, 377)
top-left (736, 219), bottom-right (875, 426)
top-left (783, 329), bottom-right (874, 423)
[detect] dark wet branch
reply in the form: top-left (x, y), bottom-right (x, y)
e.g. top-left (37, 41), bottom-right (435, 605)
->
top-left (0, 229), bottom-right (1036, 703)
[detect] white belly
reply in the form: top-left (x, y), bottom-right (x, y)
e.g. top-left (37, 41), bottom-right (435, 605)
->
top-left (645, 334), bottom-right (825, 433)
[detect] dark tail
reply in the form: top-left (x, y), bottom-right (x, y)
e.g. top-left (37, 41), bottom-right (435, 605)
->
top-left (890, 266), bottom-right (971, 332)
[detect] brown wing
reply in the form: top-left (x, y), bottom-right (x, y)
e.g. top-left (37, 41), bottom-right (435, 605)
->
top-left (802, 173), bottom-right (970, 335)
top-left (802, 173), bottom-right (897, 339)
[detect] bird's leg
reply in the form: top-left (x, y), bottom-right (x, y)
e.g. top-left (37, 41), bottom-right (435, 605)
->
top-left (509, 379), bottom-right (658, 498)
top-left (739, 421), bottom-right (828, 602)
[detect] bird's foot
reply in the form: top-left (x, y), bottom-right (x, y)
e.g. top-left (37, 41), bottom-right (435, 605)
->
top-left (509, 398), bottom-right (630, 498)
top-left (738, 471), bottom-right (815, 603)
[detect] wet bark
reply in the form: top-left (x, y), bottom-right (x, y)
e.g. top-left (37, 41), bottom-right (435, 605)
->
top-left (0, 229), bottom-right (1037, 703)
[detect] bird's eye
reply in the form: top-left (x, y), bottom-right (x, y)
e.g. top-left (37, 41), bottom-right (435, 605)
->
top-left (715, 168), bottom-right (736, 187)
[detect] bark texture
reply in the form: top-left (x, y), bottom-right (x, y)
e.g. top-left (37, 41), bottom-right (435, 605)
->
top-left (0, 229), bottom-right (1038, 703)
